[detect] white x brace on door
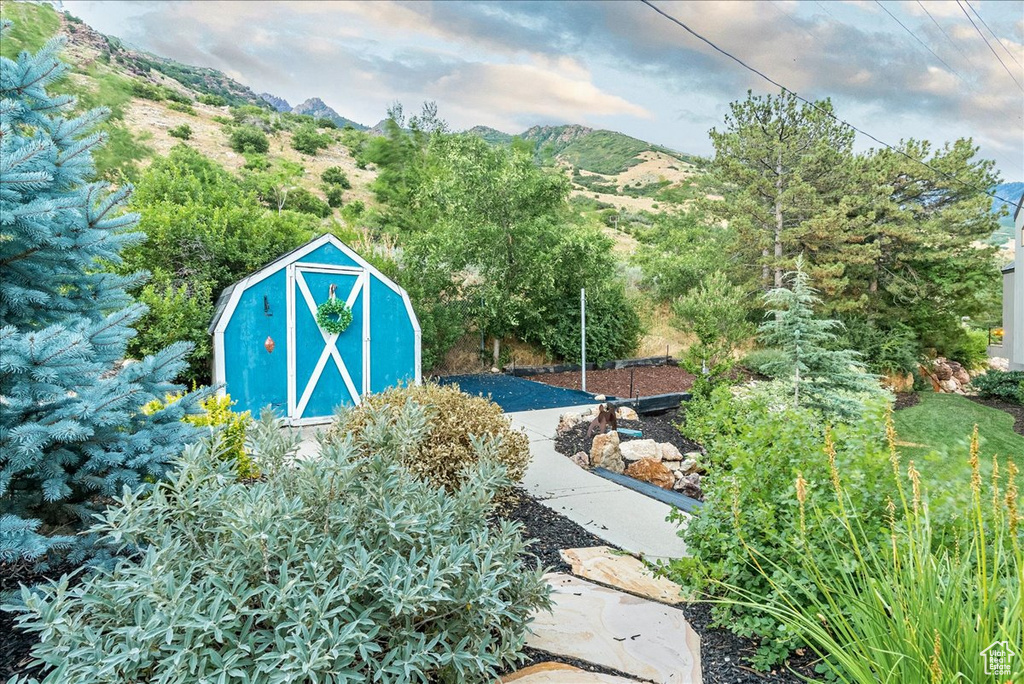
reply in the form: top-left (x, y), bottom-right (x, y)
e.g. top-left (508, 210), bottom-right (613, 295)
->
top-left (286, 263), bottom-right (369, 422)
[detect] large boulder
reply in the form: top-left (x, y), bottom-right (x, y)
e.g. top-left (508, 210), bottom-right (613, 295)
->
top-left (625, 458), bottom-right (675, 489)
top-left (557, 411), bottom-right (588, 434)
top-left (591, 431), bottom-right (624, 474)
top-left (620, 439), bottom-right (660, 463)
top-left (933, 358), bottom-right (953, 381)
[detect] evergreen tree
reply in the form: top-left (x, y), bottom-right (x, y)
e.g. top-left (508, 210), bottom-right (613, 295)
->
top-left (0, 26), bottom-right (202, 565)
top-left (708, 90), bottom-right (853, 289)
top-left (758, 258), bottom-right (884, 420)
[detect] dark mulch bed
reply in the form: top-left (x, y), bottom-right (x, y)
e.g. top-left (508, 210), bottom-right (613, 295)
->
top-left (966, 395), bottom-right (1024, 436)
top-left (677, 602), bottom-right (821, 683)
top-left (495, 487), bottom-right (613, 573)
top-left (555, 407), bottom-right (703, 462)
top-left (1, 559), bottom-right (85, 681)
top-left (498, 489), bottom-right (816, 682)
top-left (894, 392), bottom-right (921, 410)
top-left (533, 364), bottom-right (696, 398)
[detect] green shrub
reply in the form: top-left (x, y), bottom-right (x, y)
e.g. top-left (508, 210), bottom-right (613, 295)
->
top-left (197, 93), bottom-right (227, 106)
top-left (281, 186), bottom-right (331, 218)
top-left (835, 317), bottom-right (919, 375)
top-left (291, 123), bottom-right (332, 155)
top-left (228, 124), bottom-right (269, 154)
top-left (972, 370), bottom-right (1024, 404)
top-left (316, 117), bottom-right (338, 129)
top-left (130, 80), bottom-right (164, 100)
top-left (167, 123), bottom-right (191, 140)
top-left (721, 430), bottom-right (1022, 682)
top-left (161, 88), bottom-right (191, 105)
top-left (740, 348), bottom-right (788, 378)
top-left (943, 326), bottom-right (990, 369)
top-left (5, 409), bottom-right (550, 683)
top-left (327, 382), bottom-right (531, 492)
top-left (144, 391), bottom-right (256, 478)
top-left (166, 101), bottom-right (195, 116)
top-left (324, 184), bottom-right (344, 207)
top-left (669, 385), bottom-right (896, 667)
top-left (341, 199), bottom-right (365, 223)
top-left (321, 165), bottom-right (352, 188)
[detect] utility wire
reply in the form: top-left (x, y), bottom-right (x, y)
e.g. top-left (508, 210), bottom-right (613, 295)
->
top-left (636, 0), bottom-right (1016, 206)
top-left (915, 0), bottom-right (980, 74)
top-left (874, 0), bottom-right (965, 83)
top-left (965, 0), bottom-right (1023, 69)
top-left (956, 0), bottom-right (1023, 92)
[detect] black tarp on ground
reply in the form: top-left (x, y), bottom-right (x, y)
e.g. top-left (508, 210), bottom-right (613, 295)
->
top-left (438, 374), bottom-right (600, 413)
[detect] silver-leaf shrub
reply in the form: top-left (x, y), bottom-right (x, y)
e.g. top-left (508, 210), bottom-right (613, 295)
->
top-left (6, 406), bottom-right (550, 683)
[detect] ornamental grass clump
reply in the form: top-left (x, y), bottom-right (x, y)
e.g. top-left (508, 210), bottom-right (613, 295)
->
top-left (327, 382), bottom-right (531, 492)
top-left (719, 420), bottom-right (1023, 682)
top-left (5, 407), bottom-right (550, 684)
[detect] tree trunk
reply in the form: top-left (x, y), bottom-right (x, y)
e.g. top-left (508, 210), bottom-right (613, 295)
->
top-left (492, 337), bottom-right (501, 367)
top-left (762, 248), bottom-right (770, 288)
top-left (774, 152), bottom-right (784, 288)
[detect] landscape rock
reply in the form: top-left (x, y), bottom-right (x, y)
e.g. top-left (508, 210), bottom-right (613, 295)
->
top-left (590, 431), bottom-right (624, 474)
top-left (678, 458), bottom-right (699, 475)
top-left (882, 372), bottom-right (914, 393)
top-left (571, 451), bottom-right (590, 468)
top-left (658, 442), bottom-right (682, 462)
top-left (615, 406), bottom-right (639, 421)
top-left (594, 394), bottom-right (607, 402)
top-left (674, 473), bottom-right (702, 498)
top-left (620, 439), bottom-right (660, 463)
top-left (933, 359), bottom-right (953, 381)
top-left (625, 458), bottom-right (674, 489)
top-left (559, 546), bottom-right (687, 604)
top-left (557, 411), bottom-right (588, 434)
top-left (940, 378), bottom-right (959, 393)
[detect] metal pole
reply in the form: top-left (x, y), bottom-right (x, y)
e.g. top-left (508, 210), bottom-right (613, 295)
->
top-left (580, 288), bottom-right (587, 393)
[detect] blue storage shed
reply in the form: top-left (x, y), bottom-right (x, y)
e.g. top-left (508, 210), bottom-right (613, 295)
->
top-left (209, 234), bottom-right (421, 425)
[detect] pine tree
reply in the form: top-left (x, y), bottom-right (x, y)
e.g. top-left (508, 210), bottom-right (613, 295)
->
top-left (0, 25), bottom-right (202, 565)
top-left (758, 258), bottom-right (884, 420)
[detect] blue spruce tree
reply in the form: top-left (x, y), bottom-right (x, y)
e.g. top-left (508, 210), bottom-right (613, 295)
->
top-left (0, 24), bottom-right (203, 565)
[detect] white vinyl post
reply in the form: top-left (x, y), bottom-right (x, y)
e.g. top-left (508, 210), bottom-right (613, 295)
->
top-left (580, 288), bottom-right (587, 392)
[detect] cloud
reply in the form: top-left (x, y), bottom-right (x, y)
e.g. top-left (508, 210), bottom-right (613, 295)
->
top-left (62, 0), bottom-right (1022, 174)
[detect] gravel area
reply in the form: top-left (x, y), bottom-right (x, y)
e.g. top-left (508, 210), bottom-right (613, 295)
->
top-left (532, 365), bottom-right (696, 398)
top-left (555, 407), bottom-right (703, 463)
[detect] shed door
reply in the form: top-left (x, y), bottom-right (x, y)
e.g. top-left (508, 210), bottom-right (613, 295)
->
top-left (287, 264), bottom-right (369, 422)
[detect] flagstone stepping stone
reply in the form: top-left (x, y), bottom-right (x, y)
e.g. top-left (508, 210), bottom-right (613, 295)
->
top-left (560, 546), bottom-right (687, 605)
top-left (498, 661), bottom-right (639, 682)
top-left (527, 573), bottom-right (701, 684)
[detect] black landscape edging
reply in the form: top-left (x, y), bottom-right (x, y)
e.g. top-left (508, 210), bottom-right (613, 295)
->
top-left (592, 467), bottom-right (703, 513)
top-left (609, 392), bottom-right (691, 414)
top-left (507, 355), bottom-right (679, 377)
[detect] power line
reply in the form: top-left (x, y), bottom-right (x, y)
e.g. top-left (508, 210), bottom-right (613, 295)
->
top-left (965, 0), bottom-right (1023, 69)
top-left (874, 1), bottom-right (965, 83)
top-left (915, 0), bottom-right (980, 74)
top-left (636, 0), bottom-right (1016, 206)
top-left (956, 0), bottom-right (1023, 92)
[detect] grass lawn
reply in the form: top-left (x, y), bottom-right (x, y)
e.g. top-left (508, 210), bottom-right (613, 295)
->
top-left (893, 392), bottom-right (1024, 509)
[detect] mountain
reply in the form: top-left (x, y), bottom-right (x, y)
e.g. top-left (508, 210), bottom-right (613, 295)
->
top-left (990, 182), bottom-right (1023, 246)
top-left (468, 123), bottom-right (699, 175)
top-left (259, 92), bottom-right (292, 112)
top-left (466, 125), bottom-right (513, 146)
top-left (291, 97), bottom-right (367, 130)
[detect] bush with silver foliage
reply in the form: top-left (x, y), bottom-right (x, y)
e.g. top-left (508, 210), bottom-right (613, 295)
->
top-left (6, 405), bottom-right (550, 683)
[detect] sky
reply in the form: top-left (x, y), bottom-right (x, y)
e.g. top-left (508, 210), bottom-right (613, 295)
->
top-left (61, 0), bottom-right (1024, 179)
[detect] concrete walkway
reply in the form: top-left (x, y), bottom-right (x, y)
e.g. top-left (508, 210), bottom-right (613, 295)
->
top-left (508, 406), bottom-right (688, 563)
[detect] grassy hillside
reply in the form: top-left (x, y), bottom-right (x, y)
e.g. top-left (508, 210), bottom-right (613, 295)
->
top-left (0, 0), bottom-right (377, 216)
top-left (519, 124), bottom-right (698, 175)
